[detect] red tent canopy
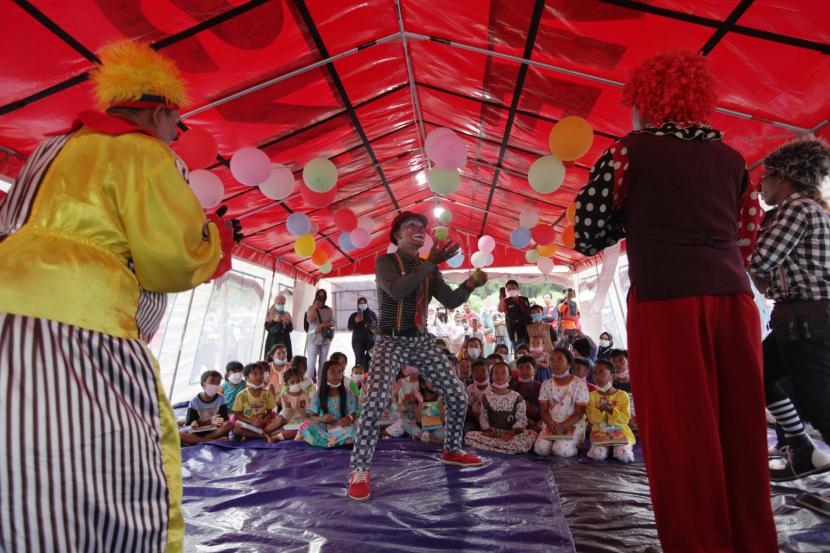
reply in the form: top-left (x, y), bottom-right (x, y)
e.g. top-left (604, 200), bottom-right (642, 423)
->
top-left (1, 0), bottom-right (828, 280)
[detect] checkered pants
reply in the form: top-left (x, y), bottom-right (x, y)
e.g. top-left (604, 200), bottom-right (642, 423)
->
top-left (350, 334), bottom-right (467, 470)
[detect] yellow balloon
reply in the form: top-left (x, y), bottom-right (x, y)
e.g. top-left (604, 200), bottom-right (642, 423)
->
top-left (294, 234), bottom-right (316, 257)
top-left (549, 116), bottom-right (594, 161)
top-left (537, 243), bottom-right (557, 257)
top-left (565, 203), bottom-right (576, 223)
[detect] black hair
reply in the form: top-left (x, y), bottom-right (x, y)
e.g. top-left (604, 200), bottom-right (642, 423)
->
top-left (434, 338), bottom-right (447, 347)
top-left (201, 370), bottom-right (222, 384)
top-left (573, 357), bottom-right (593, 371)
top-left (571, 338), bottom-right (594, 359)
top-left (486, 353), bottom-right (503, 362)
top-left (471, 359), bottom-right (488, 371)
top-left (267, 343), bottom-right (287, 359)
top-left (594, 358), bottom-right (615, 373)
top-left (516, 355), bottom-right (537, 369)
top-left (494, 343), bottom-right (509, 353)
top-left (419, 374), bottom-right (439, 402)
top-left (352, 364), bottom-right (365, 373)
top-left (283, 367), bottom-right (304, 385)
top-left (290, 355), bottom-right (307, 371)
top-left (242, 363), bottom-right (263, 379)
top-left (357, 296), bottom-right (368, 306)
top-left (446, 352), bottom-right (458, 367)
top-left (552, 347), bottom-right (575, 369)
top-left (329, 351), bottom-right (347, 365)
top-left (506, 279), bottom-right (519, 288)
top-left (491, 361), bottom-right (511, 380)
top-left (516, 343), bottom-right (529, 352)
top-left (609, 348), bottom-right (628, 360)
top-left (465, 337), bottom-right (482, 348)
top-left (225, 361), bottom-right (244, 376)
top-left (530, 304), bottom-right (543, 311)
top-left (318, 361), bottom-right (347, 418)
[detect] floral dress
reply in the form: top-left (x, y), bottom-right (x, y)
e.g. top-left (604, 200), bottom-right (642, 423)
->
top-left (298, 387), bottom-right (358, 448)
top-left (464, 390), bottom-right (536, 454)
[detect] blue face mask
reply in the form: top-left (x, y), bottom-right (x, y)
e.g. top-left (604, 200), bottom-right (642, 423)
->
top-left (532, 313), bottom-right (543, 322)
top-left (276, 304), bottom-right (285, 313)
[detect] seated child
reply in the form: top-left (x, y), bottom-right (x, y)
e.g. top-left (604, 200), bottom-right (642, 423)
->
top-left (586, 359), bottom-right (635, 463)
top-left (609, 349), bottom-right (632, 393)
top-left (220, 361), bottom-right (246, 414)
top-left (533, 348), bottom-right (589, 457)
top-left (279, 356), bottom-right (315, 402)
top-left (266, 344), bottom-right (289, 398)
top-left (350, 365), bottom-right (366, 393)
top-left (465, 359), bottom-right (491, 432)
top-left (510, 343), bottom-right (530, 375)
top-left (572, 357), bottom-right (596, 392)
top-left (270, 367), bottom-right (311, 441)
top-left (494, 343), bottom-right (510, 365)
top-left (415, 380), bottom-right (446, 444)
top-left (180, 370), bottom-right (234, 445)
top-left (528, 335), bottom-right (552, 382)
top-left (509, 355), bottom-right (543, 431)
top-left (456, 357), bottom-right (473, 386)
top-left (379, 368), bottom-right (406, 437)
top-left (396, 368), bottom-right (445, 443)
top-left (232, 362), bottom-right (281, 442)
top-left (298, 361), bottom-right (357, 447)
top-left (485, 353), bottom-right (503, 373)
top-left (465, 362), bottom-right (536, 454)
top-left (328, 352), bottom-right (361, 400)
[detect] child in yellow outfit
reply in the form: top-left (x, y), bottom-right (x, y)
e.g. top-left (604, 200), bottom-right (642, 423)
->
top-left (586, 359), bottom-right (635, 463)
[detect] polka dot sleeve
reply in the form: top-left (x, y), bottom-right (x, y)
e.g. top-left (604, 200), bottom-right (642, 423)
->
top-left (573, 141), bottom-right (629, 256)
top-left (736, 171), bottom-right (763, 267)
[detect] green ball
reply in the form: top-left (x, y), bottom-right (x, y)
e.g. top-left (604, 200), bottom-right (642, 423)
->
top-left (428, 167), bottom-right (460, 196)
top-left (438, 210), bottom-right (452, 225)
top-left (434, 227), bottom-right (449, 240)
top-left (525, 249), bottom-right (540, 263)
top-left (528, 155), bottom-right (565, 194)
top-left (303, 158), bottom-right (338, 192)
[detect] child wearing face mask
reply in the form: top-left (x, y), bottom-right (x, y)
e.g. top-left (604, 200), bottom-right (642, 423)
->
top-left (287, 356), bottom-right (316, 395)
top-left (534, 348), bottom-right (589, 457)
top-left (465, 362), bottom-right (536, 454)
top-left (464, 359), bottom-right (491, 431)
top-left (269, 368), bottom-right (311, 441)
top-left (232, 363), bottom-right (281, 442)
top-left (351, 365), bottom-right (366, 391)
top-left (180, 370), bottom-right (234, 445)
top-left (221, 361), bottom-right (246, 414)
top-left (528, 334), bottom-right (552, 383)
top-left (510, 355), bottom-right (542, 431)
top-left (572, 357), bottom-right (597, 392)
top-left (461, 337), bottom-right (483, 363)
top-left (586, 359), bottom-right (635, 463)
top-left (298, 361), bottom-right (357, 448)
top-left (267, 344), bottom-right (289, 400)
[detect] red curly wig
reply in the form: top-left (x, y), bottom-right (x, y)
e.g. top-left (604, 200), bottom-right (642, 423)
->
top-left (622, 50), bottom-right (717, 125)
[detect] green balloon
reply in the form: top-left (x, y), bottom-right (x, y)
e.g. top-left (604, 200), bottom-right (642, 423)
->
top-left (428, 167), bottom-right (460, 196)
top-left (525, 249), bottom-right (540, 263)
top-left (319, 260), bottom-right (332, 274)
top-left (438, 210), bottom-right (452, 224)
top-left (434, 227), bottom-right (448, 240)
top-left (528, 155), bottom-right (565, 194)
top-left (303, 158), bottom-right (338, 193)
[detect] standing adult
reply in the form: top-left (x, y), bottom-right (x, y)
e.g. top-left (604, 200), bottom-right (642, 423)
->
top-left (348, 296), bottom-right (378, 370)
top-left (572, 50), bottom-right (777, 552)
top-left (347, 212), bottom-right (488, 500)
top-left (449, 311), bottom-right (467, 354)
top-left (461, 302), bottom-right (478, 325)
top-left (749, 137), bottom-right (830, 480)
top-left (306, 289), bottom-right (334, 383)
top-left (479, 305), bottom-right (495, 356)
top-left (541, 292), bottom-right (558, 327)
top-left (265, 292), bottom-right (293, 359)
top-left (556, 288), bottom-right (581, 339)
top-left (433, 306), bottom-right (453, 348)
top-left (493, 311), bottom-right (510, 350)
top-left (0, 41), bottom-right (237, 553)
top-left (499, 279), bottom-right (531, 351)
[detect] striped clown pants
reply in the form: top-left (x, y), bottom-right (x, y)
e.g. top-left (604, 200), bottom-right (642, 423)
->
top-left (350, 334), bottom-right (467, 470)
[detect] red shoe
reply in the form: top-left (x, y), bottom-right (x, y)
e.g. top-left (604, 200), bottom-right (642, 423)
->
top-left (441, 450), bottom-right (484, 467)
top-left (347, 469), bottom-right (371, 500)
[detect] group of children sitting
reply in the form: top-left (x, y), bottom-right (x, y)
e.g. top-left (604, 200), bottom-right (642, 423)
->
top-left (179, 339), bottom-right (637, 463)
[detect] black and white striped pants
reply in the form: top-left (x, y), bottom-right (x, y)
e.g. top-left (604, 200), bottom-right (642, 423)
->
top-left (0, 313), bottom-right (181, 553)
top-left (350, 334), bottom-right (466, 470)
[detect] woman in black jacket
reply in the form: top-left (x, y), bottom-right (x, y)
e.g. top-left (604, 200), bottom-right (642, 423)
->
top-left (264, 293), bottom-right (293, 359)
top-left (347, 296), bottom-right (377, 369)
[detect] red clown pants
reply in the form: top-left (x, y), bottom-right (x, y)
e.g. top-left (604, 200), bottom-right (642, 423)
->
top-left (627, 291), bottom-right (778, 553)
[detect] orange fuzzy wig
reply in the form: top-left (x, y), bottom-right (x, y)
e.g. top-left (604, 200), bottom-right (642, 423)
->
top-left (622, 50), bottom-right (717, 125)
top-left (90, 40), bottom-right (190, 110)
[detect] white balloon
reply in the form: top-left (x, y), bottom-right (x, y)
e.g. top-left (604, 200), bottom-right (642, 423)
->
top-left (471, 251), bottom-right (489, 268)
top-left (189, 169), bottom-right (224, 208)
top-left (537, 256), bottom-right (554, 274)
top-left (519, 207), bottom-right (538, 228)
top-left (259, 164), bottom-right (295, 200)
top-left (483, 252), bottom-right (494, 267)
top-left (478, 235), bottom-right (495, 254)
top-left (357, 215), bottom-right (374, 232)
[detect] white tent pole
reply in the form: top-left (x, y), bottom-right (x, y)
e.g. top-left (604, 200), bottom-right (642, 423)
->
top-left (167, 288), bottom-right (196, 400)
top-left (395, 0), bottom-right (428, 152)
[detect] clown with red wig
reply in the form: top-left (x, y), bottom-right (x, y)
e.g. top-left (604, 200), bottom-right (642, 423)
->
top-left (573, 50), bottom-right (778, 552)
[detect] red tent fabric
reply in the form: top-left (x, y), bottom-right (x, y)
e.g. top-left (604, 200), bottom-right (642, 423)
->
top-left (1, 0), bottom-right (827, 279)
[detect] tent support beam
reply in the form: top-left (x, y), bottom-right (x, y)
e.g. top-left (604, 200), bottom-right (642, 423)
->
top-left (395, 1), bottom-right (428, 155)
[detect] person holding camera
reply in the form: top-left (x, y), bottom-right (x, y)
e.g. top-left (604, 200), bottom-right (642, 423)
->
top-left (749, 137), bottom-right (830, 481)
top-left (348, 296), bottom-right (377, 370)
top-left (306, 289), bottom-right (335, 383)
top-left (557, 288), bottom-right (581, 339)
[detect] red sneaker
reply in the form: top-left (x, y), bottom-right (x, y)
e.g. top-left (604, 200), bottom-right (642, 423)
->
top-left (441, 450), bottom-right (484, 467)
top-left (347, 469), bottom-right (371, 500)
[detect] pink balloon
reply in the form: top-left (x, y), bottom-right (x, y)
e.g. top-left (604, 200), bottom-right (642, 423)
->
top-left (478, 235), bottom-right (495, 253)
top-left (334, 208), bottom-right (358, 232)
top-left (230, 147), bottom-right (271, 186)
top-left (259, 164), bottom-right (294, 200)
top-left (350, 227), bottom-right (370, 248)
top-left (430, 133), bottom-right (467, 170)
top-left (189, 170), bottom-right (224, 208)
top-left (424, 127), bottom-right (455, 158)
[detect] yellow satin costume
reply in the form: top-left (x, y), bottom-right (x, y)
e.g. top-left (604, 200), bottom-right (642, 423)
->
top-left (0, 121), bottom-right (222, 553)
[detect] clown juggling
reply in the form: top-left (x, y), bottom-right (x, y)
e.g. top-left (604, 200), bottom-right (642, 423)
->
top-left (0, 41), bottom-right (237, 553)
top-left (572, 50), bottom-right (778, 552)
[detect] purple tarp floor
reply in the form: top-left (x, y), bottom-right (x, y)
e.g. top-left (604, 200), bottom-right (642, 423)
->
top-left (178, 413), bottom-right (830, 553)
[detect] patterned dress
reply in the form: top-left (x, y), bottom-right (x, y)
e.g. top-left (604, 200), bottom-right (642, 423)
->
top-left (299, 387), bottom-right (358, 448)
top-left (464, 390), bottom-right (536, 454)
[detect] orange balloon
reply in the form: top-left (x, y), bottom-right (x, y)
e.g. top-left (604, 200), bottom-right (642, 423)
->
top-left (562, 225), bottom-right (576, 249)
top-left (537, 243), bottom-right (557, 257)
top-left (549, 116), bottom-right (594, 161)
top-left (311, 247), bottom-right (329, 266)
top-left (565, 203), bottom-right (576, 223)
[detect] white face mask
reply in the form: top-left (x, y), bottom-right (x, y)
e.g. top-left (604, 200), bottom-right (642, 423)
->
top-left (273, 358), bottom-right (286, 366)
top-left (553, 372), bottom-right (571, 380)
top-left (475, 378), bottom-right (490, 387)
top-left (530, 346), bottom-right (544, 353)
top-left (597, 382), bottom-right (613, 392)
top-left (352, 374), bottom-right (364, 383)
top-left (288, 383), bottom-right (303, 393)
top-left (228, 373), bottom-right (243, 385)
top-left (491, 382), bottom-right (509, 389)
top-left (247, 382), bottom-right (265, 390)
top-left (358, 304), bottom-right (367, 311)
top-left (599, 339), bottom-right (611, 348)
top-left (467, 348), bottom-right (481, 360)
top-left (327, 381), bottom-right (341, 388)
top-left (508, 289), bottom-right (519, 298)
top-left (203, 384), bottom-right (219, 396)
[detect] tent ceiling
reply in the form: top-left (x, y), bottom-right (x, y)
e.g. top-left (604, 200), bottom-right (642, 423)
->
top-left (1, 0), bottom-right (828, 280)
